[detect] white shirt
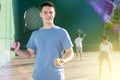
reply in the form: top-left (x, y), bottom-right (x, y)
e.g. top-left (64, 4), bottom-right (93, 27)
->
top-left (101, 42), bottom-right (112, 53)
top-left (74, 37), bottom-right (83, 47)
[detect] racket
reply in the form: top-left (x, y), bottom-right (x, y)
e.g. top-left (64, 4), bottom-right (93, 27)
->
top-left (77, 29), bottom-right (83, 34)
top-left (10, 7), bottom-right (43, 51)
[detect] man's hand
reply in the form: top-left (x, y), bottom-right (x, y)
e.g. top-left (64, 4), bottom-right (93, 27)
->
top-left (10, 42), bottom-right (20, 52)
top-left (54, 58), bottom-right (64, 67)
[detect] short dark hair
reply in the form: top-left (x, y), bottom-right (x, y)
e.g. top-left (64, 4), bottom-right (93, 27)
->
top-left (103, 35), bottom-right (108, 40)
top-left (76, 34), bottom-right (80, 37)
top-left (40, 1), bottom-right (55, 11)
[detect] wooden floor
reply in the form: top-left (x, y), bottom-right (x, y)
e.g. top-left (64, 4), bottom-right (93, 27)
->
top-left (0, 52), bottom-right (120, 80)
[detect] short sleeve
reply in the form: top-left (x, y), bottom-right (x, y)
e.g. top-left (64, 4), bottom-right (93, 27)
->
top-left (61, 29), bottom-right (73, 50)
top-left (26, 32), bottom-right (36, 51)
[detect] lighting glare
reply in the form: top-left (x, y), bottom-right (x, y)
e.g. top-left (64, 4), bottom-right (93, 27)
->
top-left (87, 0), bottom-right (115, 23)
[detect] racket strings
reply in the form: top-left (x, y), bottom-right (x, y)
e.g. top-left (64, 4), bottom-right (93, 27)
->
top-left (24, 7), bottom-right (43, 30)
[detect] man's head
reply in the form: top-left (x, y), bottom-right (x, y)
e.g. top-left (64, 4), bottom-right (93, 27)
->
top-left (40, 1), bottom-right (55, 12)
top-left (103, 35), bottom-right (108, 41)
top-left (40, 1), bottom-right (56, 25)
top-left (77, 34), bottom-right (80, 37)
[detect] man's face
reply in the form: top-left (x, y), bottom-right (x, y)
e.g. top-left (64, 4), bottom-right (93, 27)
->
top-left (40, 6), bottom-right (55, 24)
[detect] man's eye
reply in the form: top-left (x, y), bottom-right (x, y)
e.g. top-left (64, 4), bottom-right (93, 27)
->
top-left (44, 12), bottom-right (47, 14)
top-left (49, 11), bottom-right (53, 14)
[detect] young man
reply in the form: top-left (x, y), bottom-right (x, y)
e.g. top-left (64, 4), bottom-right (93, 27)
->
top-left (99, 35), bottom-right (113, 77)
top-left (11, 1), bottom-right (74, 80)
top-left (74, 33), bottom-right (86, 60)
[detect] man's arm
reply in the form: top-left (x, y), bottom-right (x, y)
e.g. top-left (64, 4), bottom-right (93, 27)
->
top-left (82, 34), bottom-right (87, 41)
top-left (63, 47), bottom-right (74, 64)
top-left (110, 42), bottom-right (113, 53)
top-left (11, 42), bottom-right (35, 58)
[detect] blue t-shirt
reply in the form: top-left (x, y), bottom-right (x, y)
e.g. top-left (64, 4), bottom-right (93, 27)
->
top-left (26, 26), bottom-right (73, 80)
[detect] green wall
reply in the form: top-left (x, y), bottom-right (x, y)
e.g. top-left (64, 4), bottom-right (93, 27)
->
top-left (1, 0), bottom-right (119, 67)
top-left (0, 0), bottom-right (16, 67)
top-left (1, 0), bottom-right (118, 67)
top-left (17, 0), bottom-right (104, 51)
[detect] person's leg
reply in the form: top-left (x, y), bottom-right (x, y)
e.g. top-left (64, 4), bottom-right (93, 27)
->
top-left (76, 47), bottom-right (80, 60)
top-left (105, 54), bottom-right (112, 76)
top-left (80, 52), bottom-right (83, 59)
top-left (98, 53), bottom-right (104, 77)
top-left (79, 46), bottom-right (83, 60)
top-left (99, 59), bottom-right (103, 77)
top-left (76, 53), bottom-right (80, 60)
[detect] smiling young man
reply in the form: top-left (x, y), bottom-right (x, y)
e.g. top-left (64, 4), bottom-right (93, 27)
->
top-left (11, 1), bottom-right (74, 80)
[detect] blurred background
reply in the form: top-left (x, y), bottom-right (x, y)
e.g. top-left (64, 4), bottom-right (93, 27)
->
top-left (0, 0), bottom-right (120, 67)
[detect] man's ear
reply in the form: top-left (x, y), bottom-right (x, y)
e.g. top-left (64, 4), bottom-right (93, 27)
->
top-left (53, 12), bottom-right (56, 18)
top-left (54, 12), bottom-right (56, 17)
top-left (40, 12), bottom-right (42, 17)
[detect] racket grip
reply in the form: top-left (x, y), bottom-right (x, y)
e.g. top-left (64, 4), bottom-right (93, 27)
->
top-left (10, 42), bottom-right (18, 51)
top-left (10, 47), bottom-right (15, 51)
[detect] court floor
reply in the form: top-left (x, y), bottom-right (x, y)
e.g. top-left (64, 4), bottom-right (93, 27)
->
top-left (0, 52), bottom-right (120, 80)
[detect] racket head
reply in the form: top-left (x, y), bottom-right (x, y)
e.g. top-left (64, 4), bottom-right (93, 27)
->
top-left (24, 7), bottom-right (43, 30)
top-left (10, 7), bottom-right (43, 51)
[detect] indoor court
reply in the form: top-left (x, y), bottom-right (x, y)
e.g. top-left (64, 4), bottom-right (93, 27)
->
top-left (0, 52), bottom-right (120, 80)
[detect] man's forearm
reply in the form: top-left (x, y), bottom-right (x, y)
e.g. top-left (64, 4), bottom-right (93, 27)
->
top-left (64, 48), bottom-right (74, 63)
top-left (14, 49), bottom-right (33, 58)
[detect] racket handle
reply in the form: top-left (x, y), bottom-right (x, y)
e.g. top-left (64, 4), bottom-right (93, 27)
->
top-left (10, 47), bottom-right (15, 51)
top-left (10, 42), bottom-right (18, 51)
